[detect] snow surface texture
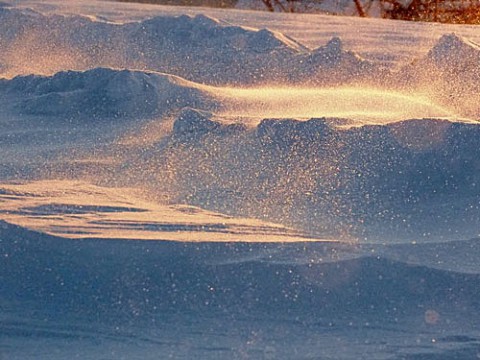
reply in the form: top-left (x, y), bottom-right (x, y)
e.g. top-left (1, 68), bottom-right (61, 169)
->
top-left (1, 1), bottom-right (480, 359)
top-left (5, 0), bottom-right (480, 67)
top-left (127, 115), bottom-right (480, 241)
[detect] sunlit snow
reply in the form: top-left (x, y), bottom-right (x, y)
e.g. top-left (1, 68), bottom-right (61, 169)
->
top-left (213, 86), bottom-right (462, 124)
top-left (1, 0), bottom-right (480, 359)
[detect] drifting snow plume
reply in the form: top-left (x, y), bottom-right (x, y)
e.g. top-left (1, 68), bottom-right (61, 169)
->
top-left (213, 86), bottom-right (456, 123)
top-left (124, 117), bottom-right (480, 242)
top-left (0, 7), bottom-right (111, 77)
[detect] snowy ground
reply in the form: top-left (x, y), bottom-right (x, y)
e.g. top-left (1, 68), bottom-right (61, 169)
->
top-left (2, 216), bottom-right (480, 359)
top-left (1, 0), bottom-right (480, 359)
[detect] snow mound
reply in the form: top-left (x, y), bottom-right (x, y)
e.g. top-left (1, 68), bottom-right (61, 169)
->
top-left (397, 33), bottom-right (480, 118)
top-left (1, 68), bottom-right (217, 119)
top-left (127, 15), bottom-right (368, 84)
top-left (310, 37), bottom-right (350, 65)
top-left (2, 215), bottom-right (479, 327)
top-left (137, 13), bottom-right (308, 55)
top-left (377, 237), bottom-right (480, 274)
top-left (288, 37), bottom-right (378, 84)
top-left (427, 33), bottom-right (480, 68)
top-left (2, 214), bottom-right (479, 359)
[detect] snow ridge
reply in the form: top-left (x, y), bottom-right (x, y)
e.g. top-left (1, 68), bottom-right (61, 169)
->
top-left (0, 8), bottom-right (377, 85)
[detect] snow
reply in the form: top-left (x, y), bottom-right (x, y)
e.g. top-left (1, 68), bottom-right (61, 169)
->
top-left (0, 7), bottom-right (384, 86)
top-left (426, 33), bottom-right (480, 67)
top-left (2, 213), bottom-right (480, 359)
top-left (145, 115), bottom-right (480, 242)
top-left (1, 1), bottom-right (480, 359)
top-left (1, 68), bottom-right (217, 119)
top-left (0, 180), bottom-right (318, 242)
top-left (4, 0), bottom-right (480, 67)
top-left (397, 33), bottom-right (480, 118)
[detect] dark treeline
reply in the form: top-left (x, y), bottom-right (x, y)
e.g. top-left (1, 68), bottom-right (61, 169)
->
top-left (115, 0), bottom-right (480, 24)
top-left (116, 0), bottom-right (238, 8)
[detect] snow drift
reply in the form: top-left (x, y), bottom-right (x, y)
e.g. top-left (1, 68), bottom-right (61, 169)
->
top-left (0, 180), bottom-right (313, 242)
top-left (0, 68), bottom-right (217, 119)
top-left (1, 7), bottom-right (479, 118)
top-left (1, 181), bottom-right (479, 358)
top-left (2, 3), bottom-right (480, 359)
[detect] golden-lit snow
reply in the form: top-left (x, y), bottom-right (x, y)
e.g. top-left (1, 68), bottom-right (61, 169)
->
top-left (0, 180), bottom-right (329, 242)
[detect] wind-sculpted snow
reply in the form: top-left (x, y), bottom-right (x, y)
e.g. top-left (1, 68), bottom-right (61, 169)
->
top-left (2, 3), bottom-right (480, 359)
top-left (1, 8), bottom-right (479, 119)
top-left (427, 33), bottom-right (480, 68)
top-left (0, 80), bottom-right (478, 242)
top-left (0, 68), bottom-right (217, 119)
top-left (1, 183), bottom-right (479, 359)
top-left (0, 73), bottom-right (478, 243)
top-left (1, 6), bottom-right (480, 102)
top-left (0, 181), bottom-right (315, 242)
